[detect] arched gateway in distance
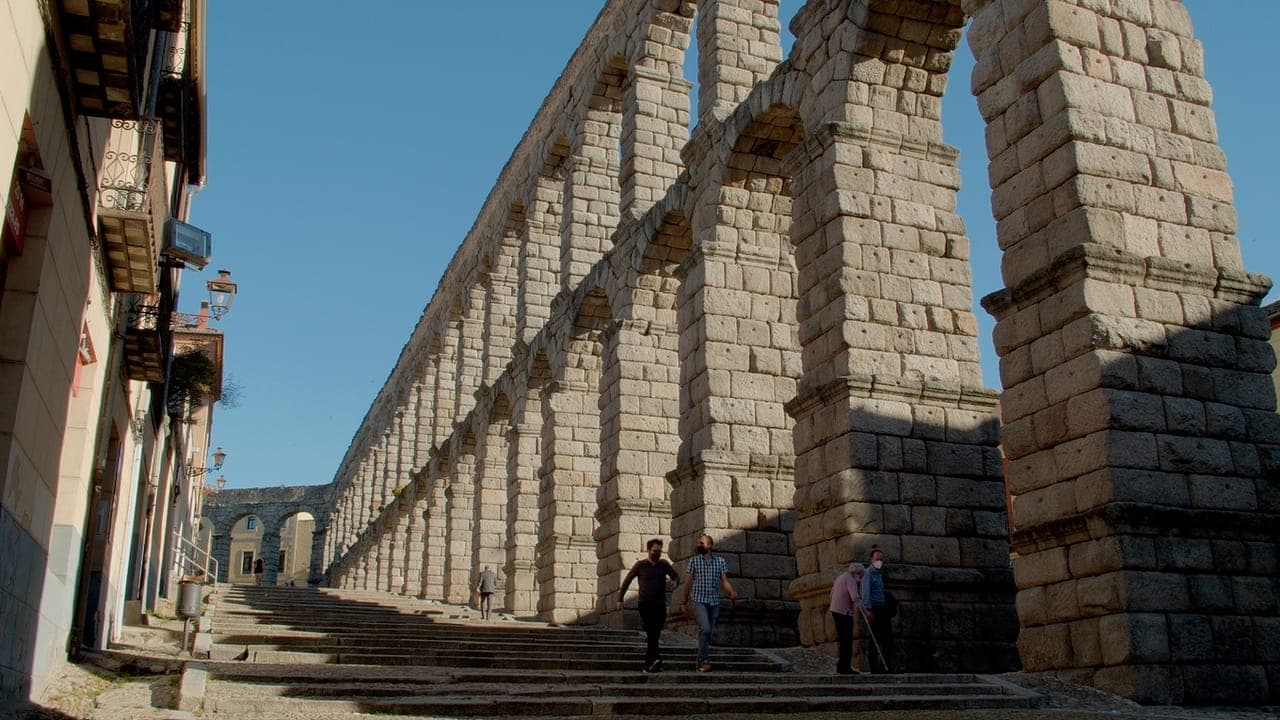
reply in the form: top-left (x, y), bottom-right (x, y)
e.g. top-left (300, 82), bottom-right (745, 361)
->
top-left (204, 486), bottom-right (331, 587)
top-left (314, 0), bottom-right (1277, 704)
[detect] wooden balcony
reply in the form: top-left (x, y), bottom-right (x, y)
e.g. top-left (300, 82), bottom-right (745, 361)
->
top-left (55, 0), bottom-right (155, 118)
top-left (123, 298), bottom-right (166, 382)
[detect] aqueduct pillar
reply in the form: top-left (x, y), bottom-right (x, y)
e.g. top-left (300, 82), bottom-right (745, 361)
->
top-left (966, 0), bottom-right (1278, 703)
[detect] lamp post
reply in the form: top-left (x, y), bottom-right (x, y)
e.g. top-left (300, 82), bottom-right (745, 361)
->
top-left (207, 270), bottom-right (237, 320)
top-left (185, 446), bottom-right (226, 478)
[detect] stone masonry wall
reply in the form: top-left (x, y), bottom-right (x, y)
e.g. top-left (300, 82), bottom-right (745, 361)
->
top-left (320, 0), bottom-right (1276, 703)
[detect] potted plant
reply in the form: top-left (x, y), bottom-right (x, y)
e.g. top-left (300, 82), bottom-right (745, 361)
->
top-left (167, 349), bottom-right (219, 417)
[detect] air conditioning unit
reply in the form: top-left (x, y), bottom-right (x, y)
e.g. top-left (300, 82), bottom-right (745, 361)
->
top-left (162, 218), bottom-right (212, 269)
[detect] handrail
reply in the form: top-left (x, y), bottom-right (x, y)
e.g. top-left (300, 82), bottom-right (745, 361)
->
top-left (174, 530), bottom-right (218, 595)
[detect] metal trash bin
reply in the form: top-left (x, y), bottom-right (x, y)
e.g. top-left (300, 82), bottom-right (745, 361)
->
top-left (177, 580), bottom-right (203, 618)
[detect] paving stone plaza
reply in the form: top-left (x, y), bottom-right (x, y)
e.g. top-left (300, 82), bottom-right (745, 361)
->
top-left (301, 0), bottom-right (1276, 704)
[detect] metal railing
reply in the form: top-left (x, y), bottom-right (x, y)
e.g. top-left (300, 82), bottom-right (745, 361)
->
top-left (174, 530), bottom-right (218, 594)
top-left (98, 118), bottom-right (168, 226)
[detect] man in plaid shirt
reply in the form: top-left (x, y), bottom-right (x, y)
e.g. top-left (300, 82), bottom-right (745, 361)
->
top-left (679, 534), bottom-right (737, 671)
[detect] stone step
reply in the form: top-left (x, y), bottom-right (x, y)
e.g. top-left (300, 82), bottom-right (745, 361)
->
top-left (213, 678), bottom-right (1001, 700)
top-left (209, 627), bottom-right (654, 649)
top-left (203, 687), bottom-right (1032, 716)
top-left (208, 641), bottom-right (719, 660)
top-left (215, 598), bottom-right (462, 612)
top-left (210, 631), bottom-right (685, 644)
top-left (206, 633), bottom-right (738, 655)
top-left (211, 615), bottom-right (633, 630)
top-left (214, 648), bottom-right (784, 671)
top-left (202, 662), bottom-right (984, 687)
top-left (200, 588), bottom-right (1041, 717)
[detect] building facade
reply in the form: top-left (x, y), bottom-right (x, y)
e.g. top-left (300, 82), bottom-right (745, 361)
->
top-left (319, 0), bottom-right (1276, 705)
top-left (0, 0), bottom-right (222, 705)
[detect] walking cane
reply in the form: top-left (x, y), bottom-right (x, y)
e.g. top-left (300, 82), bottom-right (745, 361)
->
top-left (858, 605), bottom-right (888, 672)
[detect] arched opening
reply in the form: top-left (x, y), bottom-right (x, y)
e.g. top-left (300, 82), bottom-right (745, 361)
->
top-left (472, 393), bottom-right (511, 605)
top-left (275, 511), bottom-right (316, 587)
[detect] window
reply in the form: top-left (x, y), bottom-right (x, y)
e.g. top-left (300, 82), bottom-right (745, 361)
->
top-left (246, 516), bottom-right (256, 530)
top-left (278, 551), bottom-right (286, 573)
top-left (241, 551), bottom-right (253, 573)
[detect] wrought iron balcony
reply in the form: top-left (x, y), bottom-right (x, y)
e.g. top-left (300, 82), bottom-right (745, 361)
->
top-left (123, 298), bottom-right (166, 382)
top-left (157, 18), bottom-right (202, 179)
top-left (55, 0), bottom-right (155, 118)
top-left (98, 118), bottom-right (168, 293)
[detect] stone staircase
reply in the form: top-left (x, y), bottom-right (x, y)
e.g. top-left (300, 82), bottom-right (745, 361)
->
top-left (196, 585), bottom-right (1039, 717)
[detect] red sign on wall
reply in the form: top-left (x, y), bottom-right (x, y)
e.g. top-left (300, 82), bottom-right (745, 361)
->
top-left (3, 176), bottom-right (25, 256)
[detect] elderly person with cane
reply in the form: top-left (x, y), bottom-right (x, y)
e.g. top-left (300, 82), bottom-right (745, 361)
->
top-left (829, 562), bottom-right (865, 674)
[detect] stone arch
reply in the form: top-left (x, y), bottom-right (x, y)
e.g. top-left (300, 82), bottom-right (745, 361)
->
top-left (204, 486), bottom-right (331, 586)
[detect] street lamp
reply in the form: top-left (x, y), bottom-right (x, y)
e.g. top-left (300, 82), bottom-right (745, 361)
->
top-left (207, 270), bottom-right (237, 320)
top-left (186, 446), bottom-right (226, 477)
top-left (216, 475), bottom-right (227, 490)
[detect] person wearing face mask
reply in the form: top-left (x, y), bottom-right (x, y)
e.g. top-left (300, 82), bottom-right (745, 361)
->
top-left (859, 547), bottom-right (895, 673)
top-left (679, 533), bottom-right (737, 672)
top-left (617, 538), bottom-right (680, 673)
top-left (829, 562), bottom-right (865, 674)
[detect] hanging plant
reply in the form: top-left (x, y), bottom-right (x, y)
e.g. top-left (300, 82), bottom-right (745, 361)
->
top-left (167, 349), bottom-right (219, 416)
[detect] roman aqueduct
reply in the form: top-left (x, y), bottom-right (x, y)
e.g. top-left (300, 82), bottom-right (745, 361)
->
top-left (313, 0), bottom-right (1276, 703)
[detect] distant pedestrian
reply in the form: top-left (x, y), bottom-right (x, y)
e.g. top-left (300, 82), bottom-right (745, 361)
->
top-left (829, 562), bottom-right (864, 674)
top-left (859, 548), bottom-right (895, 673)
top-left (680, 534), bottom-right (736, 672)
top-left (253, 557), bottom-right (264, 586)
top-left (616, 538), bottom-right (680, 673)
top-left (476, 565), bottom-right (497, 620)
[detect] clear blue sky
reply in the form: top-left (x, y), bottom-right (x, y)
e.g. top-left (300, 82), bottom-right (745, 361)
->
top-left (190, 1), bottom-right (1278, 490)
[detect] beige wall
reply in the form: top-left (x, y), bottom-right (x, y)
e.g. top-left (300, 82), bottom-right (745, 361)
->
top-left (228, 515), bottom-right (264, 585)
top-left (0, 0), bottom-right (114, 696)
top-left (277, 513), bottom-right (315, 586)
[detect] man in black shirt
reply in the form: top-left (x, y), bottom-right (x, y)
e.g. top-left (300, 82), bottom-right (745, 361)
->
top-left (616, 538), bottom-right (680, 673)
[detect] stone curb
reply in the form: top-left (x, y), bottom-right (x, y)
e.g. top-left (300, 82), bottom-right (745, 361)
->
top-left (177, 662), bottom-right (207, 713)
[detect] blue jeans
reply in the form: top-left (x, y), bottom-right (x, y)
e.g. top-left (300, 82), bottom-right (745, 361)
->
top-left (690, 601), bottom-right (720, 663)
